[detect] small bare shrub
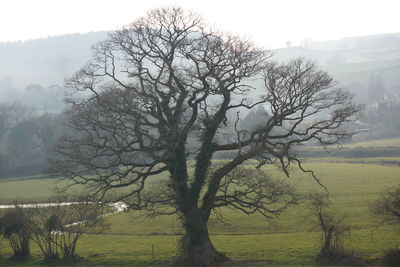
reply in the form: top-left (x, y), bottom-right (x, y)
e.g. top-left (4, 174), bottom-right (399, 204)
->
top-left (308, 194), bottom-right (360, 265)
top-left (28, 196), bottom-right (108, 260)
top-left (381, 248), bottom-right (400, 266)
top-left (0, 206), bottom-right (31, 257)
top-left (371, 185), bottom-right (400, 225)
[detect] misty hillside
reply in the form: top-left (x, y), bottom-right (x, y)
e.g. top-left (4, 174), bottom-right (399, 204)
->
top-left (274, 33), bottom-right (400, 103)
top-left (0, 31), bottom-right (108, 87)
top-left (0, 31), bottom-right (399, 111)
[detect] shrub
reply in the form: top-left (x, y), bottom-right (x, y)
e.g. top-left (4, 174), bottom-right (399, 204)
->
top-left (0, 206), bottom-right (31, 257)
top-left (381, 248), bottom-right (400, 267)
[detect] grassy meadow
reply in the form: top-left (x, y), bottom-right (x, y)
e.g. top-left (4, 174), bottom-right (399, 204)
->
top-left (0, 160), bottom-right (400, 266)
top-left (343, 138), bottom-right (400, 148)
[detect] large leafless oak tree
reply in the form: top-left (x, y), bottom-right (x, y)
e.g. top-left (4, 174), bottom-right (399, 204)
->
top-left (52, 7), bottom-right (361, 266)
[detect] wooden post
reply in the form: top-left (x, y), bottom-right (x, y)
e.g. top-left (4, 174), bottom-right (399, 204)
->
top-left (152, 244), bottom-right (155, 259)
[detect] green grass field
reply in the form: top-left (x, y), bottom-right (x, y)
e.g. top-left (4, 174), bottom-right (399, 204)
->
top-left (0, 162), bottom-right (399, 266)
top-left (344, 138), bottom-right (400, 148)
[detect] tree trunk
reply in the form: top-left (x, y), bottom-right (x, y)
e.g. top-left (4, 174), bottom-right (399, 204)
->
top-left (174, 213), bottom-right (227, 267)
top-left (321, 226), bottom-right (334, 257)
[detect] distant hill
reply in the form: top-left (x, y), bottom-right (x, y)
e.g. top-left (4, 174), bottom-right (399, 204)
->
top-left (0, 31), bottom-right (108, 88)
top-left (0, 31), bottom-right (399, 110)
top-left (308, 33), bottom-right (400, 51)
top-left (274, 33), bottom-right (400, 103)
top-left (275, 34), bottom-right (400, 65)
top-left (0, 32), bottom-right (108, 111)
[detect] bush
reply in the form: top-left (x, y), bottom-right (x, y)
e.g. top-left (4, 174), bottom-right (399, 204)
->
top-left (29, 210), bottom-right (62, 260)
top-left (0, 206), bottom-right (31, 257)
top-left (371, 185), bottom-right (400, 225)
top-left (28, 196), bottom-right (108, 260)
top-left (382, 248), bottom-right (400, 267)
top-left (316, 249), bottom-right (364, 266)
top-left (307, 194), bottom-right (364, 265)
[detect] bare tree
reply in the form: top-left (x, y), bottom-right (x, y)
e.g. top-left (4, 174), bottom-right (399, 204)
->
top-left (51, 7), bottom-right (361, 266)
top-left (308, 194), bottom-right (350, 264)
top-left (370, 186), bottom-right (400, 266)
top-left (371, 185), bottom-right (400, 225)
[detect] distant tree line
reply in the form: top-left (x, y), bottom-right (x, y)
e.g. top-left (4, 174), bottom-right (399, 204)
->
top-left (0, 103), bottom-right (64, 178)
top-left (0, 101), bottom-right (269, 178)
top-left (0, 78), bottom-right (65, 112)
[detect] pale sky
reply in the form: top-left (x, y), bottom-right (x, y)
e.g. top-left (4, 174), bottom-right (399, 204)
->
top-left (0, 0), bottom-right (399, 48)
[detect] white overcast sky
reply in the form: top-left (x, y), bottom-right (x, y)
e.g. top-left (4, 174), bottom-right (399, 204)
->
top-left (0, 0), bottom-right (399, 48)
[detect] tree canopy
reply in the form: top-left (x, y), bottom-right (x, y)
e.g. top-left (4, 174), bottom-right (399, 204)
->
top-left (52, 7), bottom-right (361, 266)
